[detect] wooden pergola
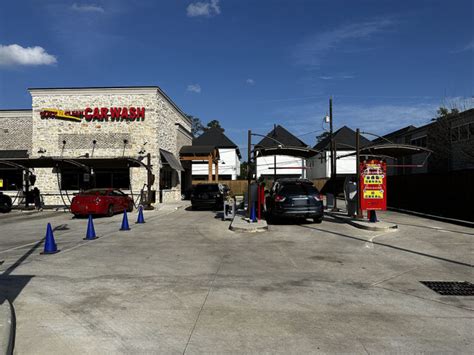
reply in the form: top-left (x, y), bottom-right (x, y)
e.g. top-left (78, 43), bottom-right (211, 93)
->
top-left (179, 145), bottom-right (220, 182)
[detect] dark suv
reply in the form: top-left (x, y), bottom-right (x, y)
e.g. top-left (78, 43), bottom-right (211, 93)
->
top-left (265, 179), bottom-right (323, 223)
top-left (191, 183), bottom-right (227, 210)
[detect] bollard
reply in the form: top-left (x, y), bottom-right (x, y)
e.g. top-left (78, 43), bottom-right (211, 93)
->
top-left (369, 210), bottom-right (378, 223)
top-left (250, 202), bottom-right (257, 223)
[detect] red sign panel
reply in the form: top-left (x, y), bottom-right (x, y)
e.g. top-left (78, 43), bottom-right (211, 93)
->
top-left (360, 160), bottom-right (387, 211)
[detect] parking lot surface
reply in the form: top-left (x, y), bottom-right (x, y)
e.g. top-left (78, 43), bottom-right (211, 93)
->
top-left (0, 206), bottom-right (473, 354)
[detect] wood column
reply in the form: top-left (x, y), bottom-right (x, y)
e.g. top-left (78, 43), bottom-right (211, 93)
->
top-left (208, 155), bottom-right (213, 182)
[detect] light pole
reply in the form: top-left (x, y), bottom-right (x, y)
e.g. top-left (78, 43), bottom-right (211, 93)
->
top-left (329, 97), bottom-right (338, 211)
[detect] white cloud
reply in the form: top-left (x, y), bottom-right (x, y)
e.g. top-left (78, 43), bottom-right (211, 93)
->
top-left (246, 78), bottom-right (255, 85)
top-left (187, 84), bottom-right (202, 93)
top-left (294, 18), bottom-right (394, 67)
top-left (187, 0), bottom-right (220, 17)
top-left (0, 44), bottom-right (57, 66)
top-left (71, 3), bottom-right (105, 13)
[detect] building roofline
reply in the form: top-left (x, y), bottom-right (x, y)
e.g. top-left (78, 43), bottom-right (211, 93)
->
top-left (27, 86), bottom-right (192, 125)
top-left (0, 109), bottom-right (32, 112)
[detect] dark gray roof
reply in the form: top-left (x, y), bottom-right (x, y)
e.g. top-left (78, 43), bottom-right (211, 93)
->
top-left (193, 128), bottom-right (241, 158)
top-left (314, 126), bottom-right (371, 151)
top-left (372, 125), bottom-right (417, 144)
top-left (180, 145), bottom-right (217, 156)
top-left (256, 125), bottom-right (308, 148)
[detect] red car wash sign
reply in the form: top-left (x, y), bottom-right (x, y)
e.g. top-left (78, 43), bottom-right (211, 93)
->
top-left (359, 159), bottom-right (387, 211)
top-left (40, 107), bottom-right (145, 122)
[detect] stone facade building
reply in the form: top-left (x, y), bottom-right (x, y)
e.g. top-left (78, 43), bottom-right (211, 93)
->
top-left (0, 86), bottom-right (192, 206)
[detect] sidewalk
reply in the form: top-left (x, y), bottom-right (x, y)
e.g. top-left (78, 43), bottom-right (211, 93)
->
top-left (326, 209), bottom-right (398, 231)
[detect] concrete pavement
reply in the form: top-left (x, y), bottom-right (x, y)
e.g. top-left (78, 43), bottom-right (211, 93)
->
top-left (0, 205), bottom-right (472, 353)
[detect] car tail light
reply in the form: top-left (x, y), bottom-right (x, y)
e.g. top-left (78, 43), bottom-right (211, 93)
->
top-left (275, 195), bottom-right (286, 202)
top-left (313, 194), bottom-right (323, 201)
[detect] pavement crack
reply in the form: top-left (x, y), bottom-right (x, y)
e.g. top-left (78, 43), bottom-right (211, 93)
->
top-left (182, 255), bottom-right (225, 354)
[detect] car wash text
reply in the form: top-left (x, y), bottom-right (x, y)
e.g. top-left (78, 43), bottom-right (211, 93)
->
top-left (40, 107), bottom-right (146, 122)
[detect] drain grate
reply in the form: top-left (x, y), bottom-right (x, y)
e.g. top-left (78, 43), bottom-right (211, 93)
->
top-left (420, 281), bottom-right (474, 296)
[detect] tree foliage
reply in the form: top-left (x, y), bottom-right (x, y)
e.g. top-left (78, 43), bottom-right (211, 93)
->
top-left (187, 115), bottom-right (204, 137)
top-left (204, 120), bottom-right (225, 133)
top-left (316, 131), bottom-right (330, 143)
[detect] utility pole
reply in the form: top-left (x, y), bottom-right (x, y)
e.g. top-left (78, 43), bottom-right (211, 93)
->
top-left (273, 124), bottom-right (277, 181)
top-left (329, 97), bottom-right (337, 210)
top-left (355, 128), bottom-right (362, 218)
top-left (247, 129), bottom-right (252, 218)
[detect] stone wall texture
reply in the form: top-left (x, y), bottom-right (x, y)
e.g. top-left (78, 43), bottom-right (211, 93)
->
top-left (22, 87), bottom-right (192, 206)
top-left (0, 111), bottom-right (33, 153)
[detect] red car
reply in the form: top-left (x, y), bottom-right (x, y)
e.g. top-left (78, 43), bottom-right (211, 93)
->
top-left (71, 189), bottom-right (134, 217)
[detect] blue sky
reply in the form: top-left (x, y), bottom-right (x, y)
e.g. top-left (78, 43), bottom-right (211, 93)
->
top-left (0, 0), bottom-right (472, 149)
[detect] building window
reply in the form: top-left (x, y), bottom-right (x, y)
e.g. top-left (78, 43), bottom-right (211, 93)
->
top-left (61, 168), bottom-right (130, 190)
top-left (160, 168), bottom-right (173, 190)
top-left (0, 170), bottom-right (23, 190)
top-left (451, 127), bottom-right (459, 142)
top-left (459, 125), bottom-right (469, 141)
top-left (410, 136), bottom-right (427, 147)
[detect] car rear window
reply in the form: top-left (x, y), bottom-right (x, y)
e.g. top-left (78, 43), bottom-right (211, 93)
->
top-left (280, 184), bottom-right (318, 195)
top-left (194, 184), bottom-right (219, 192)
top-left (80, 189), bottom-right (108, 196)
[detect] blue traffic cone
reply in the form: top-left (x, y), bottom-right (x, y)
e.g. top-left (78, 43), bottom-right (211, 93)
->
top-left (41, 223), bottom-right (60, 254)
top-left (84, 214), bottom-right (98, 240)
top-left (250, 202), bottom-right (257, 223)
top-left (120, 209), bottom-right (130, 231)
top-left (369, 210), bottom-right (378, 223)
top-left (136, 206), bottom-right (145, 224)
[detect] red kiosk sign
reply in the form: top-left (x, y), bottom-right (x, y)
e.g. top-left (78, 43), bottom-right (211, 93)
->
top-left (359, 160), bottom-right (387, 211)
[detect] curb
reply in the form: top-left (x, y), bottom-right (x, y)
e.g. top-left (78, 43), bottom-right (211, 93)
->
top-left (326, 212), bottom-right (398, 232)
top-left (229, 216), bottom-right (268, 233)
top-left (0, 300), bottom-right (15, 355)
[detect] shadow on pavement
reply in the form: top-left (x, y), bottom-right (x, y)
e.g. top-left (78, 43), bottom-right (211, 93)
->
top-left (298, 224), bottom-right (473, 268)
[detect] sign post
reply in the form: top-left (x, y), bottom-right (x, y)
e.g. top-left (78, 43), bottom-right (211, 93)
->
top-left (359, 160), bottom-right (387, 215)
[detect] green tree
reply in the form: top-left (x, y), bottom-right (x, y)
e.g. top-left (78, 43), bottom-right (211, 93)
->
top-left (315, 131), bottom-right (330, 143)
top-left (204, 120), bottom-right (225, 133)
top-left (187, 115), bottom-right (204, 137)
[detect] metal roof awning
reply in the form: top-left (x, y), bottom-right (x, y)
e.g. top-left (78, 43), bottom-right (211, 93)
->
top-left (179, 145), bottom-right (219, 158)
top-left (337, 143), bottom-right (432, 160)
top-left (0, 150), bottom-right (29, 159)
top-left (0, 157), bottom-right (147, 170)
top-left (254, 146), bottom-right (320, 158)
top-left (160, 149), bottom-right (184, 171)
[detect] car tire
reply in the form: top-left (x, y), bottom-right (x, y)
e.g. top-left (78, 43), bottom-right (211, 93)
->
top-left (107, 205), bottom-right (114, 217)
top-left (313, 217), bottom-right (323, 224)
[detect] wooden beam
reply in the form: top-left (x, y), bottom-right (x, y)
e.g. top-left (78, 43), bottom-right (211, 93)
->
top-left (215, 161), bottom-right (219, 182)
top-left (208, 157), bottom-right (212, 182)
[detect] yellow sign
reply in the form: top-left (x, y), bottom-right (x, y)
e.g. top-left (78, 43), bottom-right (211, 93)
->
top-left (364, 175), bottom-right (383, 185)
top-left (41, 108), bottom-right (82, 122)
top-left (0, 179), bottom-right (3, 188)
top-left (364, 190), bottom-right (383, 199)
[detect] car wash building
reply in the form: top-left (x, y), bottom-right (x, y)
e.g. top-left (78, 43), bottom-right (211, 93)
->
top-left (0, 86), bottom-right (192, 208)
